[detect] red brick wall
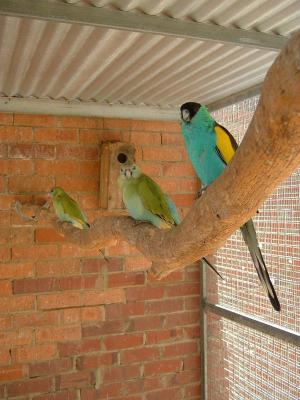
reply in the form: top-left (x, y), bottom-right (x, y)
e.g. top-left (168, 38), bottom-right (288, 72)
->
top-left (0, 112), bottom-right (201, 399)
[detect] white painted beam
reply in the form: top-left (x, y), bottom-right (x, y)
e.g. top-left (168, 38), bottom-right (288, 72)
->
top-left (0, 0), bottom-right (287, 50)
top-left (0, 83), bottom-right (263, 120)
top-left (0, 97), bottom-right (179, 121)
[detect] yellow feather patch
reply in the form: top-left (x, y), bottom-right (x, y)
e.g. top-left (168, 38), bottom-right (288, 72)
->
top-left (215, 125), bottom-right (236, 164)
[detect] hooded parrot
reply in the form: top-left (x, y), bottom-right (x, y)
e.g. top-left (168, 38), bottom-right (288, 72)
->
top-left (118, 163), bottom-right (223, 279)
top-left (180, 102), bottom-right (280, 312)
top-left (50, 186), bottom-right (90, 229)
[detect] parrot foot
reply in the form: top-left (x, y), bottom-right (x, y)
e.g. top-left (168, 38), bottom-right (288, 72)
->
top-left (133, 220), bottom-right (146, 227)
top-left (197, 186), bottom-right (208, 198)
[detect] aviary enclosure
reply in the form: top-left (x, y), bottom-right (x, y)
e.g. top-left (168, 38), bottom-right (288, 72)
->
top-left (0, 1), bottom-right (299, 399)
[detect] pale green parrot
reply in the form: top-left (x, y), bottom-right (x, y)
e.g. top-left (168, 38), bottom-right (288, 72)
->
top-left (50, 186), bottom-right (90, 229)
top-left (118, 163), bottom-right (222, 279)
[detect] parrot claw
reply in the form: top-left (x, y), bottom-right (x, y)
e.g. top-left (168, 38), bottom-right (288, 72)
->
top-left (133, 220), bottom-right (146, 227)
top-left (197, 186), bottom-right (208, 198)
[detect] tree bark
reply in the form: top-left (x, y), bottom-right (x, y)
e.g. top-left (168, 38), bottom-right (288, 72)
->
top-left (56, 30), bottom-right (300, 277)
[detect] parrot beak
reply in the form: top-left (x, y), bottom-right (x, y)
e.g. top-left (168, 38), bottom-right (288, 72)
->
top-left (125, 169), bottom-right (132, 179)
top-left (182, 109), bottom-right (190, 122)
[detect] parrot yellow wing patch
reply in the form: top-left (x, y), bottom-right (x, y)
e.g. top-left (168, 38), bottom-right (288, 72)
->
top-left (214, 124), bottom-right (238, 165)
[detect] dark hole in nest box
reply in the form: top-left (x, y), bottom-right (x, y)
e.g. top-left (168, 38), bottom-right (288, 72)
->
top-left (99, 142), bottom-right (136, 210)
top-left (117, 153), bottom-right (128, 164)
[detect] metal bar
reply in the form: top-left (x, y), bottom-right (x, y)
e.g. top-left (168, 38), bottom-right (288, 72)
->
top-left (207, 84), bottom-right (262, 111)
top-left (0, 0), bottom-right (287, 50)
top-left (199, 262), bottom-right (207, 400)
top-left (204, 302), bottom-right (300, 347)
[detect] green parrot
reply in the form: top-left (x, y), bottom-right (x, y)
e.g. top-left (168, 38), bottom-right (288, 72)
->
top-left (118, 163), bottom-right (223, 279)
top-left (50, 186), bottom-right (90, 229)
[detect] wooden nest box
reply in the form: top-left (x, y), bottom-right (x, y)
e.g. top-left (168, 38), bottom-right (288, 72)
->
top-left (99, 142), bottom-right (136, 210)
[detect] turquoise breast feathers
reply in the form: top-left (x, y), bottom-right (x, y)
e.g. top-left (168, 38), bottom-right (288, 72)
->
top-left (181, 106), bottom-right (225, 186)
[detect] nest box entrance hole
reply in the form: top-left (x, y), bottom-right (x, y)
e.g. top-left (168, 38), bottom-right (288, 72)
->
top-left (99, 142), bottom-right (136, 210)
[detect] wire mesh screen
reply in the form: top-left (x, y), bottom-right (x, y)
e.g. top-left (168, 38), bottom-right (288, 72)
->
top-left (205, 97), bottom-right (300, 400)
top-left (208, 96), bottom-right (300, 331)
top-left (207, 312), bottom-right (300, 400)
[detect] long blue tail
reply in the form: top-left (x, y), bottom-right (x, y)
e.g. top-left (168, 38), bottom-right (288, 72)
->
top-left (241, 220), bottom-right (280, 311)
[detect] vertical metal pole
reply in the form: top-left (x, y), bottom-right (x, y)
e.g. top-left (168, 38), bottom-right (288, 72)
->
top-left (199, 261), bottom-right (207, 400)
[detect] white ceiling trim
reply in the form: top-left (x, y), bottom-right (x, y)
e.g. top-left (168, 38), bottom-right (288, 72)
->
top-left (0, 97), bottom-right (179, 121)
top-left (0, 0), bottom-right (287, 50)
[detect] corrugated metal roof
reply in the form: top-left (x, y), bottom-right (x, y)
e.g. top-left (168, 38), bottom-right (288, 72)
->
top-left (62, 0), bottom-right (300, 36)
top-left (0, 0), bottom-right (299, 118)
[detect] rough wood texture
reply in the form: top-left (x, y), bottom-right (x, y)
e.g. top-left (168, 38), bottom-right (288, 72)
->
top-left (56, 30), bottom-right (300, 277)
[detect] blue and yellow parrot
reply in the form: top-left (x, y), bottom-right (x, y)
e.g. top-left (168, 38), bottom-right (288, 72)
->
top-left (180, 102), bottom-right (280, 311)
top-left (118, 163), bottom-right (223, 279)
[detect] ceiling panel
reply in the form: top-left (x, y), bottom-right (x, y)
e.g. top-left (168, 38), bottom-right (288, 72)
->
top-left (62, 0), bottom-right (300, 35)
top-left (0, 0), bottom-right (299, 118)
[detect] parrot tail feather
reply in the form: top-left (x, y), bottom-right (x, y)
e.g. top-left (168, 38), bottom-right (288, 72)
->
top-left (241, 221), bottom-right (280, 312)
top-left (250, 247), bottom-right (280, 312)
top-left (202, 257), bottom-right (224, 280)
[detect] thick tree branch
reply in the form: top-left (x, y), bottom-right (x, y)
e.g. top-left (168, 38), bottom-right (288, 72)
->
top-left (56, 30), bottom-right (300, 277)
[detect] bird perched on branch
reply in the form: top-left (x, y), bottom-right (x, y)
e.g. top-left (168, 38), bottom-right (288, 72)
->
top-left (118, 163), bottom-right (223, 279)
top-left (180, 101), bottom-right (280, 311)
top-left (50, 186), bottom-right (90, 230)
top-left (118, 163), bottom-right (178, 229)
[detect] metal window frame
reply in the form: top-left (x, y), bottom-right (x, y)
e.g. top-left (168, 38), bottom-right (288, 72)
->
top-left (199, 262), bottom-right (300, 400)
